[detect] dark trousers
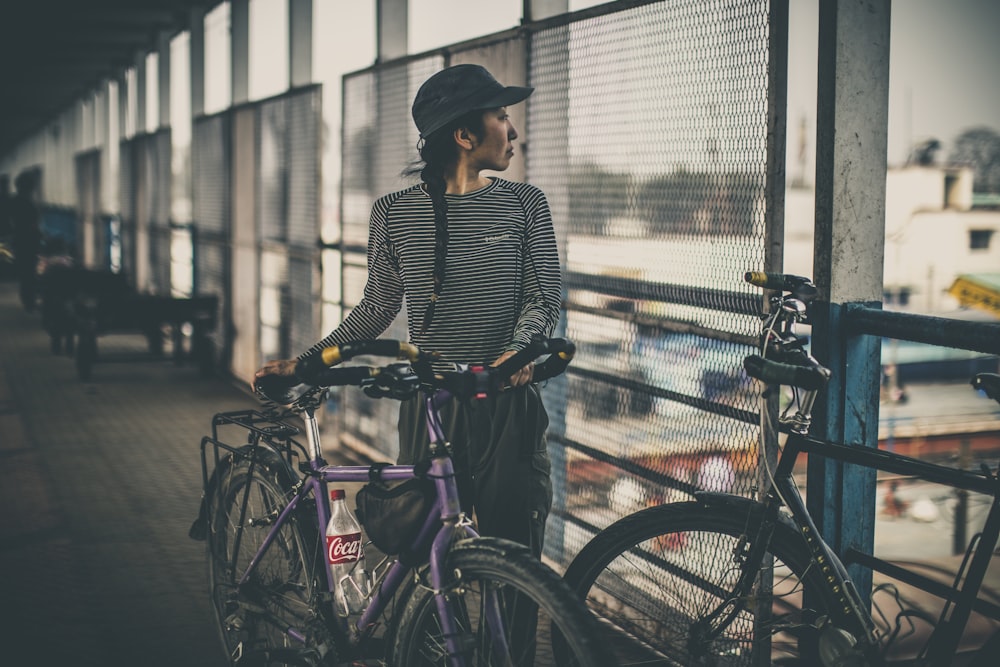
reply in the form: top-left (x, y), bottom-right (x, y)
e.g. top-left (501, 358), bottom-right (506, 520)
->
top-left (397, 384), bottom-right (553, 558)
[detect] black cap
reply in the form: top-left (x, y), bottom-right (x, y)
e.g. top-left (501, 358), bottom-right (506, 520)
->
top-left (411, 64), bottom-right (533, 139)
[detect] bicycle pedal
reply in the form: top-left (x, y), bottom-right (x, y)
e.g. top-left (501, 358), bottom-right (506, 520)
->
top-left (225, 610), bottom-right (246, 632)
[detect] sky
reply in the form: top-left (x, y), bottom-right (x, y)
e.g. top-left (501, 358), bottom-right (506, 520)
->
top-left (787, 0), bottom-right (1000, 171)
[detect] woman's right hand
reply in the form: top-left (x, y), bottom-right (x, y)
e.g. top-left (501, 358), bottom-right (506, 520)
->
top-left (253, 358), bottom-right (297, 390)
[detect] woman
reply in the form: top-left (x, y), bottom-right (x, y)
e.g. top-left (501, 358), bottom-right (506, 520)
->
top-left (255, 64), bottom-right (563, 557)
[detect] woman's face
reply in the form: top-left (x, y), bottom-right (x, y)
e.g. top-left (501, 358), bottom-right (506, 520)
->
top-left (467, 107), bottom-right (518, 172)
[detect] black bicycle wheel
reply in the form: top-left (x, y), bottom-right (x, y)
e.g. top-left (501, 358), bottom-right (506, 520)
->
top-left (562, 500), bottom-right (863, 666)
top-left (389, 536), bottom-right (613, 667)
top-left (206, 447), bottom-right (337, 666)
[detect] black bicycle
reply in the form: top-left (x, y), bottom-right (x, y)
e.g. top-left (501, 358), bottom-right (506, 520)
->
top-left (190, 335), bottom-right (614, 666)
top-left (561, 272), bottom-right (1000, 666)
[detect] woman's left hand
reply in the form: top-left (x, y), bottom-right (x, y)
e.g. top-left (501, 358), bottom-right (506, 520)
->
top-left (492, 350), bottom-right (534, 388)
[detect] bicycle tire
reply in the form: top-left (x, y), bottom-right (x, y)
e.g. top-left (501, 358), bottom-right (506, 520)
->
top-left (390, 536), bottom-right (614, 667)
top-left (205, 446), bottom-right (338, 666)
top-left (562, 500), bottom-right (866, 666)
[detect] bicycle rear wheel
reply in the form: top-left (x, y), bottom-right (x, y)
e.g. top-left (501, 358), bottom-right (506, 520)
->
top-left (562, 500), bottom-right (860, 666)
top-left (205, 446), bottom-right (336, 666)
top-left (390, 536), bottom-right (613, 667)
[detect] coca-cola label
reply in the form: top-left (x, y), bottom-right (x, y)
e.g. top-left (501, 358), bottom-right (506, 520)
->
top-left (327, 532), bottom-right (362, 564)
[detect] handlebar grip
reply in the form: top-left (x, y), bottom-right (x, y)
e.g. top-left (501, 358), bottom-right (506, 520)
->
top-left (311, 365), bottom-right (379, 388)
top-left (338, 339), bottom-right (421, 362)
top-left (295, 339), bottom-right (421, 383)
top-left (745, 271), bottom-right (813, 292)
top-left (533, 339), bottom-right (576, 382)
top-left (493, 337), bottom-right (575, 384)
top-left (743, 354), bottom-right (831, 391)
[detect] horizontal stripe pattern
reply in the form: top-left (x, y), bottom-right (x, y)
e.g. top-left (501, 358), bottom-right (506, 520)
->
top-left (304, 178), bottom-right (562, 366)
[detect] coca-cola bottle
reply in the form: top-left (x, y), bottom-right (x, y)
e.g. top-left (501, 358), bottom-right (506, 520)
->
top-left (326, 489), bottom-right (368, 616)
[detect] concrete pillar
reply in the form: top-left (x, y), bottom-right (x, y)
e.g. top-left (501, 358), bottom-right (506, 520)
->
top-left (231, 0), bottom-right (250, 105)
top-left (522, 0), bottom-right (568, 21)
top-left (117, 72), bottom-right (129, 146)
top-left (376, 0), bottom-right (407, 62)
top-left (289, 0), bottom-right (313, 88)
top-left (157, 31), bottom-right (171, 129)
top-left (135, 52), bottom-right (147, 134)
top-left (190, 6), bottom-right (206, 117)
top-left (808, 0), bottom-right (891, 607)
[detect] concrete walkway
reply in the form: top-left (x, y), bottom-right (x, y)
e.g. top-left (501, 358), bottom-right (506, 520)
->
top-left (0, 280), bottom-right (362, 666)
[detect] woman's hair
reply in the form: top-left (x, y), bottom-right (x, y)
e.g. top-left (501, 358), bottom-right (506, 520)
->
top-left (404, 109), bottom-right (487, 333)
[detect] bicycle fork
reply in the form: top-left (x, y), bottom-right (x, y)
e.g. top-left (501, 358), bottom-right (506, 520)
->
top-left (775, 475), bottom-right (880, 662)
top-left (687, 495), bottom-right (783, 657)
top-left (770, 440), bottom-right (880, 664)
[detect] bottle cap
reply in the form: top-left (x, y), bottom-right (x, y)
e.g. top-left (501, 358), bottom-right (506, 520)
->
top-left (330, 489), bottom-right (346, 501)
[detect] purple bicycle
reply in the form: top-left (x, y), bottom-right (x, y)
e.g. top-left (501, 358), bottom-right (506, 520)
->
top-left (190, 336), bottom-right (611, 666)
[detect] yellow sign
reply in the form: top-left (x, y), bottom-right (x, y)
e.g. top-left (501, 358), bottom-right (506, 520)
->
top-left (948, 275), bottom-right (1000, 318)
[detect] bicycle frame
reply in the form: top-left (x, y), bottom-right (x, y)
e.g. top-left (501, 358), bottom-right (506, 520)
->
top-left (774, 431), bottom-right (1000, 662)
top-left (692, 421), bottom-right (1000, 664)
top-left (201, 386), bottom-right (506, 667)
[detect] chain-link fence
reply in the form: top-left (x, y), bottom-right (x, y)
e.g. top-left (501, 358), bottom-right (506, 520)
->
top-left (529, 0), bottom-right (775, 563)
top-left (338, 0), bottom-right (781, 574)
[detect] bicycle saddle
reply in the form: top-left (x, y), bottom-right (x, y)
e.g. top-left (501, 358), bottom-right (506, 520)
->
top-left (254, 373), bottom-right (315, 406)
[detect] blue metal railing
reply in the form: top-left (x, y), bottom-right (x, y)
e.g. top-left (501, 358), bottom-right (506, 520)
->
top-left (846, 304), bottom-right (1000, 357)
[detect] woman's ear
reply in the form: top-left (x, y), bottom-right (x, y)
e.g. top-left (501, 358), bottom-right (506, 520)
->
top-left (453, 126), bottom-right (476, 151)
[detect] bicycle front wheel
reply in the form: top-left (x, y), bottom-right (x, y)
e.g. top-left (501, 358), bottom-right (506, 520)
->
top-left (390, 536), bottom-right (613, 667)
top-left (205, 446), bottom-right (336, 666)
top-left (563, 500), bottom-right (856, 666)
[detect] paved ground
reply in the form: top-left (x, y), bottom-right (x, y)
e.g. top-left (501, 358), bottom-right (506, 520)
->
top-left (0, 280), bottom-right (365, 667)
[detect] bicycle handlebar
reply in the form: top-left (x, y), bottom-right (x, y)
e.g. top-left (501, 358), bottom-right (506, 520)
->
top-left (745, 271), bottom-right (820, 302)
top-left (495, 336), bottom-right (576, 384)
top-left (295, 339), bottom-right (421, 383)
top-left (256, 336), bottom-right (575, 406)
top-left (743, 353), bottom-right (831, 391)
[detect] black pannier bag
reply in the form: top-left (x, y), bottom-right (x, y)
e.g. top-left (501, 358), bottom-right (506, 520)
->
top-left (355, 472), bottom-right (436, 557)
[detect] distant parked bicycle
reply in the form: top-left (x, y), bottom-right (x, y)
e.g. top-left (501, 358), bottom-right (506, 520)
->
top-left (189, 335), bottom-right (613, 666)
top-left (561, 272), bottom-right (1000, 666)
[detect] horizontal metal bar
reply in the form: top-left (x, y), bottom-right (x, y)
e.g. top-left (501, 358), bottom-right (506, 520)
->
top-left (564, 301), bottom-right (758, 347)
top-left (791, 434), bottom-right (999, 496)
top-left (566, 271), bottom-right (760, 316)
top-left (550, 433), bottom-right (700, 498)
top-left (843, 549), bottom-right (1000, 621)
top-left (845, 304), bottom-right (1000, 356)
top-left (567, 365), bottom-right (757, 425)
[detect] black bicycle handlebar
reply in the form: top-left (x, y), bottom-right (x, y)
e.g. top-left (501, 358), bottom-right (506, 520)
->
top-left (743, 354), bottom-right (831, 391)
top-left (427, 336), bottom-right (576, 398)
top-left (295, 340), bottom-right (421, 384)
top-left (745, 271), bottom-right (820, 302)
top-left (495, 336), bottom-right (576, 384)
top-left (256, 336), bottom-right (575, 406)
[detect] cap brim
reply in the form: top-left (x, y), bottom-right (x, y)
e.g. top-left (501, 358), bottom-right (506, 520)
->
top-left (476, 85), bottom-right (534, 110)
top-left (418, 85), bottom-right (534, 138)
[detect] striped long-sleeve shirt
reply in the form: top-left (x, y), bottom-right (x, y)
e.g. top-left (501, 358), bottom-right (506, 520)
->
top-left (304, 177), bottom-right (563, 366)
